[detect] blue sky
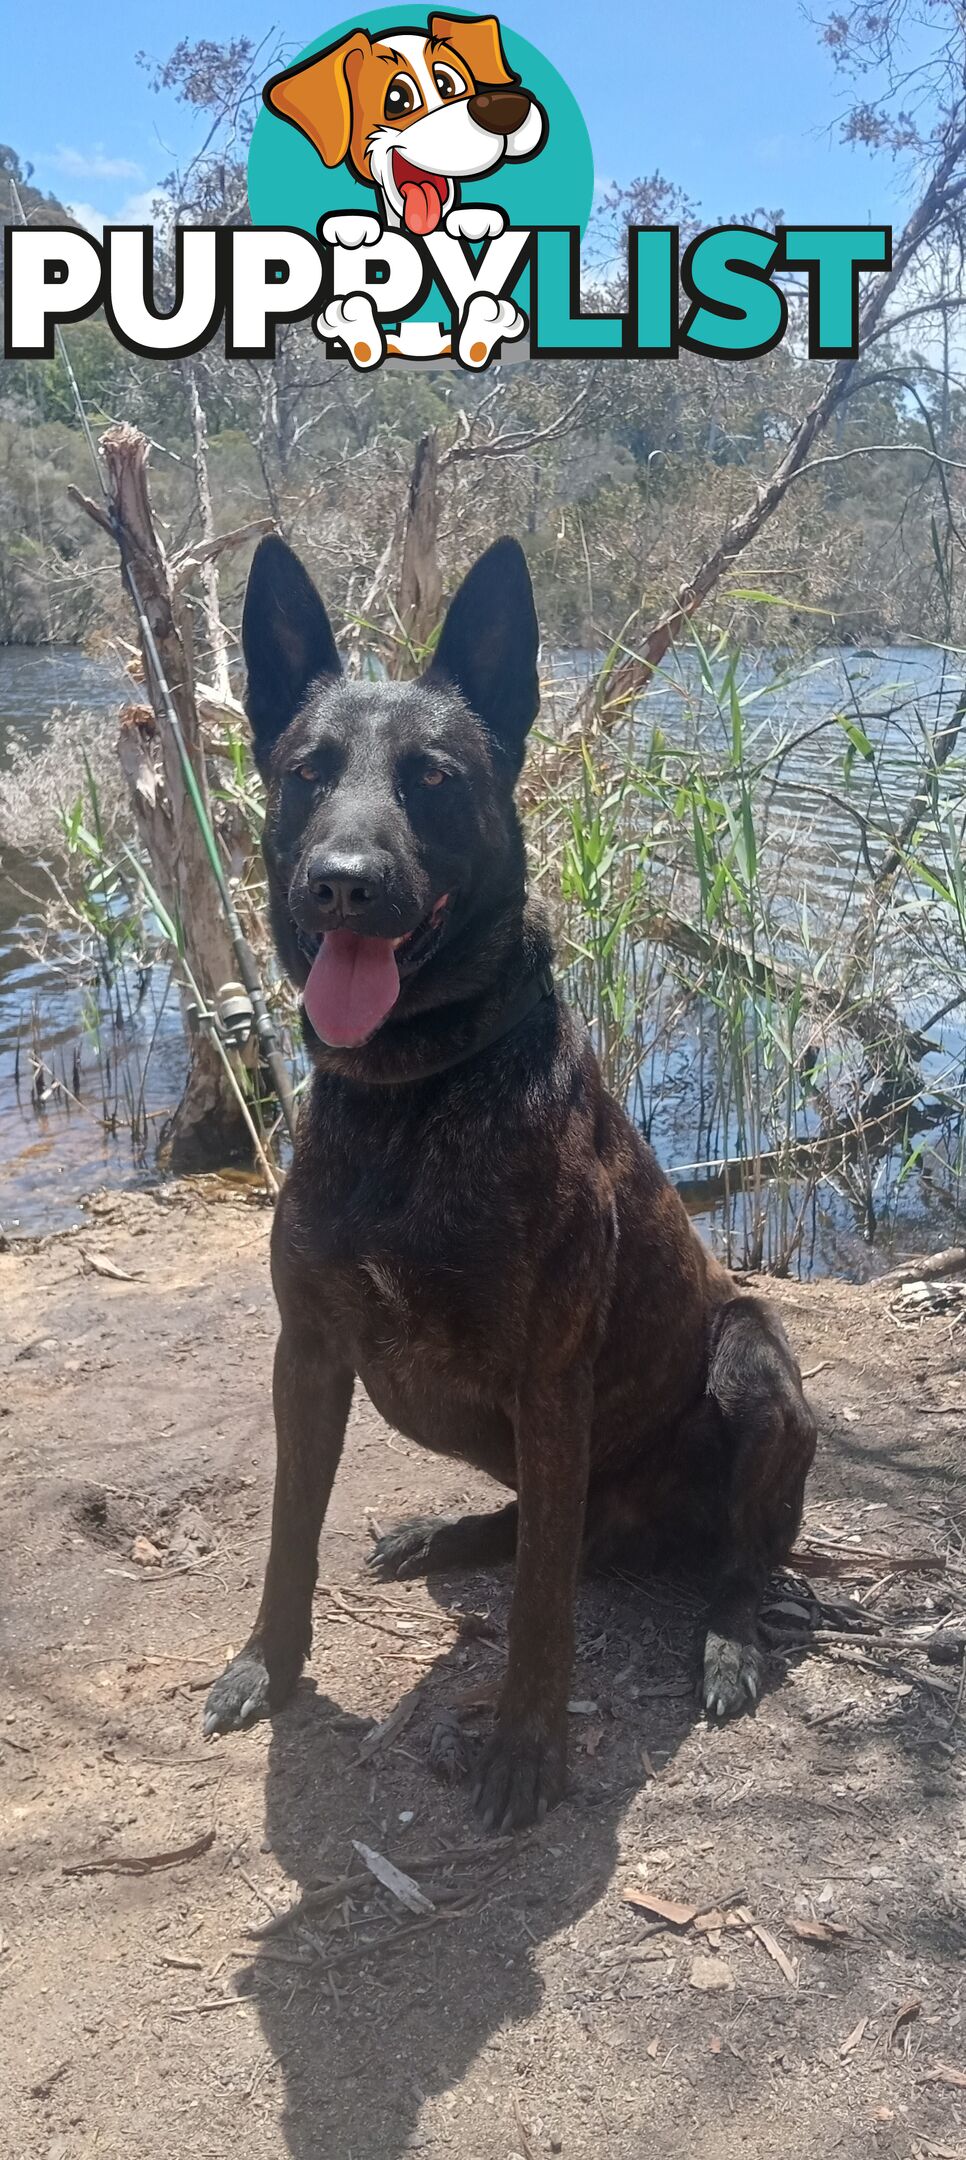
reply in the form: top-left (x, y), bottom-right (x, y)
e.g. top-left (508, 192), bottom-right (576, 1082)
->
top-left (12, 0), bottom-right (916, 231)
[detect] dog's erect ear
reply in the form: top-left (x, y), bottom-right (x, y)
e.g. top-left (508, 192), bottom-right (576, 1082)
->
top-left (427, 538), bottom-right (539, 773)
top-left (429, 13), bottom-right (516, 87)
top-left (263, 32), bottom-right (371, 166)
top-left (243, 537), bottom-right (341, 766)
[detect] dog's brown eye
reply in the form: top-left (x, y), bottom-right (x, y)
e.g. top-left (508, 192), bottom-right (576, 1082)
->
top-left (385, 72), bottom-right (418, 117)
top-left (433, 65), bottom-right (463, 100)
top-left (297, 764), bottom-right (319, 784)
top-left (422, 767), bottom-right (446, 787)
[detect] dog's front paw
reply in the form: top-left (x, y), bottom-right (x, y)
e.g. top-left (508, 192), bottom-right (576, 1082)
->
top-left (472, 1721), bottom-right (566, 1831)
top-left (203, 1638), bottom-right (304, 1736)
top-left (319, 212), bottom-right (382, 248)
top-left (702, 1630), bottom-right (762, 1721)
top-left (444, 204), bottom-right (506, 241)
top-left (457, 293), bottom-right (526, 369)
top-left (368, 1514), bottom-right (452, 1579)
top-left (316, 293), bottom-right (385, 369)
top-left (203, 1648), bottom-right (274, 1736)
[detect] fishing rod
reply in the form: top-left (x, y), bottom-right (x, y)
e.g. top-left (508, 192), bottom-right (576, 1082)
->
top-left (11, 180), bottom-right (298, 1146)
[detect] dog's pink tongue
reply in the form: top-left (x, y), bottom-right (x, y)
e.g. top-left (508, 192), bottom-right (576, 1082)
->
top-left (303, 930), bottom-right (400, 1048)
top-left (401, 179), bottom-right (443, 235)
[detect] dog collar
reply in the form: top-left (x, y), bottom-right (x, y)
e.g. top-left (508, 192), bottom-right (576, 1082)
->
top-left (399, 963), bottom-right (556, 1082)
top-left (418, 963), bottom-right (555, 1079)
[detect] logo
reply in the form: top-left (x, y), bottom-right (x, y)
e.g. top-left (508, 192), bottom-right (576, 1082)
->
top-left (3, 10), bottom-right (892, 371)
top-left (248, 7), bottom-right (592, 367)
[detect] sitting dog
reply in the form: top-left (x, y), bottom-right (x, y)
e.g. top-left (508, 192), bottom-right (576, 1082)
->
top-left (264, 13), bottom-right (545, 364)
top-left (204, 535), bottom-right (817, 1830)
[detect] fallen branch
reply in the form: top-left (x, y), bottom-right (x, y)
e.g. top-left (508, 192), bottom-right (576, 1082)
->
top-left (295, 1897), bottom-right (483, 1981)
top-left (875, 1246), bottom-right (966, 1290)
top-left (351, 1841), bottom-right (435, 1915)
top-left (63, 1827), bottom-right (215, 1877)
top-left (632, 904), bottom-right (930, 1074)
top-left (790, 1542), bottom-right (946, 1578)
top-left (354, 1685), bottom-right (422, 1765)
top-left (246, 1835), bottom-right (518, 1940)
top-left (171, 514), bottom-right (275, 591)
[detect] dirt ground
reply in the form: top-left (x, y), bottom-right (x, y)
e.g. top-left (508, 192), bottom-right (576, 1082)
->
top-left (2, 1186), bottom-right (966, 2160)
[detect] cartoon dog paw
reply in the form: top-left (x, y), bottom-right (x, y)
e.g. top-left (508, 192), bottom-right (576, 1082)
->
top-left (444, 205), bottom-right (506, 242)
top-left (457, 292), bottom-right (526, 369)
top-left (316, 292), bottom-right (385, 370)
top-left (319, 212), bottom-right (382, 249)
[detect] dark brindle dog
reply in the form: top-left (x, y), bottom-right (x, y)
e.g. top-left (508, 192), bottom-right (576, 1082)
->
top-left (204, 533), bottom-right (817, 1829)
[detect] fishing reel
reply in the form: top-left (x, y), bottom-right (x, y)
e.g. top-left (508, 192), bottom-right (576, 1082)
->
top-left (214, 981), bottom-right (255, 1049)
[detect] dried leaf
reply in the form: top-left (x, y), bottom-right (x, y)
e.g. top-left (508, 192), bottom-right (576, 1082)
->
top-left (693, 1908), bottom-right (743, 1934)
top-left (889, 1997), bottom-right (922, 2048)
top-left (920, 2062), bottom-right (966, 2089)
top-left (749, 1922), bottom-right (798, 1985)
top-left (82, 1250), bottom-right (139, 1282)
top-left (788, 1918), bottom-right (851, 1945)
top-left (840, 2016), bottom-right (868, 2057)
top-left (623, 1891), bottom-right (698, 1927)
top-left (131, 1536), bottom-right (162, 1568)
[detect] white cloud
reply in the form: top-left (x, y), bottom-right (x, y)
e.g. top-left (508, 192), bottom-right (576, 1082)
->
top-left (63, 200), bottom-right (104, 235)
top-left (52, 145), bottom-right (144, 182)
top-left (118, 188), bottom-right (166, 224)
top-left (65, 187), bottom-right (166, 236)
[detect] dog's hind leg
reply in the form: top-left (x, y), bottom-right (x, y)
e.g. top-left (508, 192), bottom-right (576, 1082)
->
top-left (203, 1326), bottom-right (353, 1735)
top-left (370, 1502), bottom-right (519, 1581)
top-left (703, 1296), bottom-right (817, 1720)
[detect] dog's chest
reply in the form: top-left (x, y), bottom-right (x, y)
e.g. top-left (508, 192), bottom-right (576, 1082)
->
top-left (294, 1089), bottom-right (531, 1372)
top-left (318, 1236), bottom-right (511, 1411)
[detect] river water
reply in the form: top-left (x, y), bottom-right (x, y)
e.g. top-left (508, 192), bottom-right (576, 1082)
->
top-left (3, 641), bottom-right (966, 1268)
top-left (0, 647), bottom-right (189, 1235)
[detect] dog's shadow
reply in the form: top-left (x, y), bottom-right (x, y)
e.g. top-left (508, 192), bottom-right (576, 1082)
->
top-left (241, 1560), bottom-right (783, 2159)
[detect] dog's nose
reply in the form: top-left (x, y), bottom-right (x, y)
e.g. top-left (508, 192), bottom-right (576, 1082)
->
top-left (306, 852), bottom-right (379, 917)
top-left (468, 87), bottom-right (532, 134)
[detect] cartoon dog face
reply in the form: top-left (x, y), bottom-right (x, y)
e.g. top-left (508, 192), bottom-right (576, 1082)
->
top-left (264, 14), bottom-right (547, 234)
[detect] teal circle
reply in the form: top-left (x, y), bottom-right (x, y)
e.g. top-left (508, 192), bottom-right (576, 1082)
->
top-left (247, 9), bottom-right (594, 238)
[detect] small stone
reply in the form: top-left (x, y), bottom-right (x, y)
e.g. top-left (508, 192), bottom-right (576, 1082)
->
top-left (689, 1955), bottom-right (735, 1993)
top-left (131, 1536), bottom-right (162, 1567)
top-left (15, 1336), bottom-right (57, 1361)
top-left (170, 1505), bottom-right (213, 1557)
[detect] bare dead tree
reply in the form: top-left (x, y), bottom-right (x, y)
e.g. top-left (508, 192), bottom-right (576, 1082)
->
top-left (394, 431), bottom-right (443, 666)
top-left (183, 360), bottom-right (232, 703)
top-left (70, 425), bottom-right (271, 1170)
top-left (574, 109), bottom-right (966, 727)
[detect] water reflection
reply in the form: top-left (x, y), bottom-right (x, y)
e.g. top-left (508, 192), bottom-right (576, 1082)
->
top-left (3, 640), bottom-right (966, 1269)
